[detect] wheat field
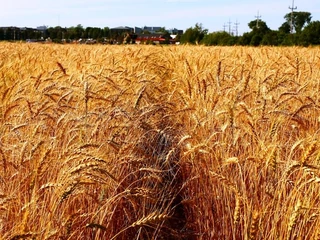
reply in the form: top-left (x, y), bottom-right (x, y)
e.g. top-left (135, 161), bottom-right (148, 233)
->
top-left (1, 42), bottom-right (320, 239)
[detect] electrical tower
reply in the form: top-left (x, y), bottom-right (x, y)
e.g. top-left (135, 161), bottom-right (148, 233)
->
top-left (234, 20), bottom-right (240, 36)
top-left (289, 0), bottom-right (297, 33)
top-left (223, 23), bottom-right (227, 32)
top-left (228, 19), bottom-right (232, 35)
top-left (255, 11), bottom-right (261, 28)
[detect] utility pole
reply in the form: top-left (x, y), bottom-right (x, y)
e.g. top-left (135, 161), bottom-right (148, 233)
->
top-left (255, 11), bottom-right (261, 28)
top-left (228, 19), bottom-right (232, 35)
top-left (223, 23), bottom-right (227, 32)
top-left (234, 20), bottom-right (240, 36)
top-left (289, 0), bottom-right (297, 33)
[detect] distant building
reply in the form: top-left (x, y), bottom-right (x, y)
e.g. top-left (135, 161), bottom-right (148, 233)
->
top-left (142, 26), bottom-right (162, 33)
top-left (134, 33), bottom-right (166, 44)
top-left (37, 25), bottom-right (48, 31)
top-left (110, 26), bottom-right (134, 43)
top-left (37, 26), bottom-right (47, 31)
top-left (131, 26), bottom-right (184, 44)
top-left (134, 27), bottom-right (143, 34)
top-left (168, 28), bottom-right (184, 35)
top-left (134, 26), bottom-right (162, 34)
top-left (36, 26), bottom-right (48, 39)
top-left (134, 26), bottom-right (183, 35)
top-left (110, 26), bottom-right (134, 34)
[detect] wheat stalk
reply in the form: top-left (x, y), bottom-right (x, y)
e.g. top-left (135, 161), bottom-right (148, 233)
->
top-left (301, 141), bottom-right (317, 166)
top-left (110, 212), bottom-right (169, 240)
top-left (10, 232), bottom-right (39, 240)
top-left (288, 200), bottom-right (302, 237)
top-left (249, 210), bottom-right (260, 240)
top-left (131, 212), bottom-right (168, 227)
top-left (233, 192), bottom-right (242, 225)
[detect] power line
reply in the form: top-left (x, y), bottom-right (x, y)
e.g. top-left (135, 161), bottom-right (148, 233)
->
top-left (289, 0), bottom-right (297, 33)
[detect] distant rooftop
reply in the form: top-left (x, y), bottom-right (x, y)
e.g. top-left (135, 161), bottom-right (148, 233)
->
top-left (111, 26), bottom-right (133, 30)
top-left (37, 26), bottom-right (48, 31)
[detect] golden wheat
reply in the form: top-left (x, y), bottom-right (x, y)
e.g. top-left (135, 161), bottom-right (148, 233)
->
top-left (1, 43), bottom-right (320, 239)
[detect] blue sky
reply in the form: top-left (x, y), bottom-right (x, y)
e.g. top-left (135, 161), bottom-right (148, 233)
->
top-left (1, 0), bottom-right (319, 35)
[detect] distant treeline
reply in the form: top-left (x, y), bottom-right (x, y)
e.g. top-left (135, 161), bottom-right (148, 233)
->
top-left (1, 11), bottom-right (320, 46)
top-left (182, 12), bottom-right (320, 46)
top-left (0, 25), bottom-right (110, 43)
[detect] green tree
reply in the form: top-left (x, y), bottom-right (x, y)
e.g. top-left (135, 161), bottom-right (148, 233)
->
top-left (160, 32), bottom-right (171, 44)
top-left (279, 22), bottom-right (291, 34)
top-left (157, 27), bottom-right (167, 33)
top-left (85, 27), bottom-right (92, 38)
top-left (299, 21), bottom-right (320, 45)
top-left (174, 34), bottom-right (181, 43)
top-left (202, 31), bottom-right (233, 46)
top-left (47, 27), bottom-right (65, 42)
top-left (48, 27), bottom-right (58, 40)
top-left (0, 28), bottom-right (4, 40)
top-left (75, 24), bottom-right (84, 39)
top-left (142, 30), bottom-right (151, 34)
top-left (261, 31), bottom-right (279, 46)
top-left (103, 27), bottom-right (110, 39)
top-left (284, 11), bottom-right (312, 33)
top-left (250, 35), bottom-right (262, 46)
top-left (67, 26), bottom-right (76, 39)
top-left (238, 32), bottom-right (252, 45)
top-left (180, 23), bottom-right (208, 44)
top-left (281, 34), bottom-right (298, 46)
top-left (92, 28), bottom-right (103, 39)
top-left (21, 28), bottom-right (37, 40)
top-left (246, 20), bottom-right (271, 46)
top-left (248, 20), bottom-right (270, 34)
top-left (5, 28), bottom-right (12, 40)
